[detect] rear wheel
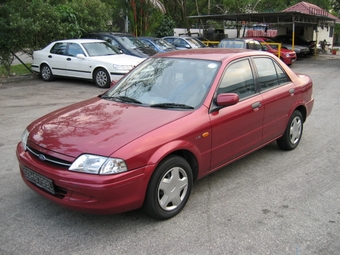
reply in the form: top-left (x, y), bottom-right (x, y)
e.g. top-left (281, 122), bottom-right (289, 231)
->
top-left (277, 110), bottom-right (303, 150)
top-left (143, 155), bottom-right (193, 220)
top-left (94, 68), bottom-right (110, 88)
top-left (41, 64), bottom-right (53, 81)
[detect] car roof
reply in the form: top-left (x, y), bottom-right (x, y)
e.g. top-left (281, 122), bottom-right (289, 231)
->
top-left (139, 37), bottom-right (159, 40)
top-left (152, 48), bottom-right (271, 61)
top-left (53, 39), bottom-right (106, 44)
top-left (220, 38), bottom-right (257, 42)
top-left (87, 32), bottom-right (135, 37)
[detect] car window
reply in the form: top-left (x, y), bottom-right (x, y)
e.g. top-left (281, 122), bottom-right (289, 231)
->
top-left (217, 59), bottom-right (256, 99)
top-left (140, 40), bottom-right (154, 49)
top-left (106, 58), bottom-right (220, 108)
top-left (101, 36), bottom-right (120, 49)
top-left (66, 43), bottom-right (85, 57)
top-left (218, 40), bottom-right (245, 49)
top-left (253, 57), bottom-right (291, 90)
top-left (82, 41), bottom-right (119, 56)
top-left (173, 38), bottom-right (189, 48)
top-left (50, 42), bottom-right (67, 55)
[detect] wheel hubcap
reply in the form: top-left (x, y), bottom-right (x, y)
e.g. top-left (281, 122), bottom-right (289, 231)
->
top-left (289, 116), bottom-right (302, 144)
top-left (158, 167), bottom-right (188, 211)
top-left (96, 71), bottom-right (107, 87)
top-left (42, 67), bottom-right (50, 80)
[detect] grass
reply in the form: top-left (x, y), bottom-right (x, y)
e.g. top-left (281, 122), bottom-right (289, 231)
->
top-left (0, 63), bottom-right (33, 77)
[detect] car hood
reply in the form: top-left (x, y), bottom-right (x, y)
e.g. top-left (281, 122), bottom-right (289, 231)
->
top-left (28, 97), bottom-right (192, 158)
top-left (90, 54), bottom-right (145, 66)
top-left (128, 47), bottom-right (157, 58)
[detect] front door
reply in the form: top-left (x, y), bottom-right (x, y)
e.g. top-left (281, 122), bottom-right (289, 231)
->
top-left (209, 58), bottom-right (264, 171)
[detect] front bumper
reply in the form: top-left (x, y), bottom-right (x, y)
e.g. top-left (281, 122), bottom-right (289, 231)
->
top-left (16, 143), bottom-right (154, 214)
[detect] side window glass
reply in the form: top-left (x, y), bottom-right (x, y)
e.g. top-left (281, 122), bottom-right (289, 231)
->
top-left (142, 40), bottom-right (153, 49)
top-left (50, 42), bottom-right (66, 55)
top-left (217, 59), bottom-right (256, 99)
top-left (254, 58), bottom-right (279, 90)
top-left (66, 43), bottom-right (84, 57)
top-left (254, 58), bottom-right (291, 90)
top-left (104, 36), bottom-right (118, 48)
top-left (274, 62), bottom-right (291, 84)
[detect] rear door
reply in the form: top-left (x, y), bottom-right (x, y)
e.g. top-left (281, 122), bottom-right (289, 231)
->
top-left (252, 57), bottom-right (297, 143)
top-left (48, 42), bottom-right (67, 76)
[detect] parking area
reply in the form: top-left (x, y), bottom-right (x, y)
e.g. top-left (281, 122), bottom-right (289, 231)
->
top-left (1, 55), bottom-right (340, 254)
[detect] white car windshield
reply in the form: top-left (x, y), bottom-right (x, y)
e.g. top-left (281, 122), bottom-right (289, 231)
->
top-left (103, 58), bottom-right (220, 109)
top-left (82, 42), bottom-right (120, 57)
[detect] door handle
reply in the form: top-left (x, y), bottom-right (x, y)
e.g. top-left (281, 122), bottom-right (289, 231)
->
top-left (252, 102), bottom-right (261, 109)
top-left (289, 88), bottom-right (295, 95)
top-left (66, 58), bottom-right (71, 61)
top-left (48, 55), bottom-right (52, 58)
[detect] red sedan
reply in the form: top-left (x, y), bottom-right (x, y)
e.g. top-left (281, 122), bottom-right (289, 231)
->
top-left (17, 49), bottom-right (314, 220)
top-left (247, 37), bottom-right (297, 65)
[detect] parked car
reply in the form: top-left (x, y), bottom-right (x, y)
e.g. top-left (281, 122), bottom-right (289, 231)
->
top-left (246, 37), bottom-right (297, 65)
top-left (139, 37), bottom-right (177, 53)
top-left (82, 32), bottom-right (157, 58)
top-left (31, 39), bottom-right (144, 88)
top-left (217, 38), bottom-right (263, 50)
top-left (272, 35), bottom-right (313, 56)
top-left (17, 49), bottom-right (314, 220)
top-left (162, 36), bottom-right (207, 49)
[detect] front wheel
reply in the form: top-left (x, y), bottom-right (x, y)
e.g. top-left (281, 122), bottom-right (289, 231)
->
top-left (94, 68), bottom-right (110, 88)
top-left (277, 110), bottom-right (303, 150)
top-left (143, 155), bottom-right (193, 220)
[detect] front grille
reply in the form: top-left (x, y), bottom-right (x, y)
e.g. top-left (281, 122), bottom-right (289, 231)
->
top-left (27, 146), bottom-right (72, 168)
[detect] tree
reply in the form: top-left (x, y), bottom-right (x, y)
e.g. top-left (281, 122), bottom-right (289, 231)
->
top-left (0, 0), bottom-right (111, 76)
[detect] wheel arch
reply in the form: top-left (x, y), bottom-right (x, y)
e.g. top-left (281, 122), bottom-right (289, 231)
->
top-left (294, 105), bottom-right (307, 123)
top-left (147, 143), bottom-right (200, 182)
top-left (92, 66), bottom-right (111, 81)
top-left (39, 61), bottom-right (52, 72)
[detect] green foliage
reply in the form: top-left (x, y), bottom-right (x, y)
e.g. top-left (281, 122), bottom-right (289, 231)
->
top-left (155, 16), bottom-right (176, 37)
top-left (0, 0), bottom-right (110, 75)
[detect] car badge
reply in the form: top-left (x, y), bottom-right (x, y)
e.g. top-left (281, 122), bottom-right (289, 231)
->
top-left (38, 154), bottom-right (46, 161)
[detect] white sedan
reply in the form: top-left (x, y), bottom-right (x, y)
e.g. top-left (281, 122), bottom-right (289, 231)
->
top-left (31, 39), bottom-right (145, 88)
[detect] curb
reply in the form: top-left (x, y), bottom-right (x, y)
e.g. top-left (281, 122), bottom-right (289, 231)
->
top-left (0, 73), bottom-right (37, 85)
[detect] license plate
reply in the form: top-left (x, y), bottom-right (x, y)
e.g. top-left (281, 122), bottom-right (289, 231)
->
top-left (22, 167), bottom-right (55, 195)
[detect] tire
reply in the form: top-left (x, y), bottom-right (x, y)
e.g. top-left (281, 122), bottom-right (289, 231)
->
top-left (41, 64), bottom-right (53, 81)
top-left (277, 110), bottom-right (303, 150)
top-left (143, 155), bottom-right (193, 220)
top-left (94, 68), bottom-right (110, 88)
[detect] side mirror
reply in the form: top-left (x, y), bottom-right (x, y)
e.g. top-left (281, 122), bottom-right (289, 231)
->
top-left (76, 54), bottom-right (86, 59)
top-left (215, 93), bottom-right (239, 107)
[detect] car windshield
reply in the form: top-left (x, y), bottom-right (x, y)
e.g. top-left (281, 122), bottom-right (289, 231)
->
top-left (263, 39), bottom-right (279, 49)
top-left (82, 41), bottom-right (120, 56)
top-left (116, 36), bottom-right (146, 49)
top-left (153, 38), bottom-right (175, 50)
top-left (218, 40), bottom-right (245, 49)
top-left (186, 38), bottom-right (205, 48)
top-left (102, 57), bottom-right (220, 109)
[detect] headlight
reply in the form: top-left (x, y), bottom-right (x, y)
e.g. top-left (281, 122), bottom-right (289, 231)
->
top-left (113, 64), bottom-right (134, 71)
top-left (69, 154), bottom-right (127, 175)
top-left (285, 53), bottom-right (290, 57)
top-left (21, 129), bottom-right (29, 151)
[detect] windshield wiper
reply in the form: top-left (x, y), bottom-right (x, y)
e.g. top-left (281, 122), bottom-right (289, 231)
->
top-left (150, 103), bottom-right (194, 109)
top-left (101, 95), bottom-right (142, 104)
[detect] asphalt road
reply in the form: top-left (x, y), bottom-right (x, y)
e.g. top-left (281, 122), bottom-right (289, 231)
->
top-left (1, 55), bottom-right (339, 255)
